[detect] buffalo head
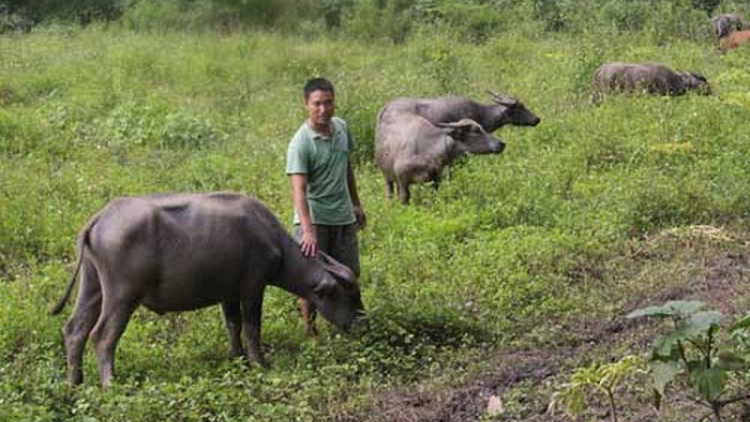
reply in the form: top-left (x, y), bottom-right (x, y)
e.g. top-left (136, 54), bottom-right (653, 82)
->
top-left (488, 91), bottom-right (541, 127)
top-left (311, 251), bottom-right (365, 332)
top-left (438, 119), bottom-right (505, 155)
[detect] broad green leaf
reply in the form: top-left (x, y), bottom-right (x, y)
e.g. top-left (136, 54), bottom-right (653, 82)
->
top-left (687, 359), bottom-right (707, 373)
top-left (627, 300), bottom-right (705, 319)
top-left (687, 311), bottom-right (723, 333)
top-left (653, 332), bottom-right (686, 357)
top-left (729, 313), bottom-right (750, 332)
top-left (674, 311), bottom-right (723, 339)
top-left (664, 300), bottom-right (705, 316)
top-left (627, 305), bottom-right (671, 319)
top-left (716, 351), bottom-right (747, 371)
top-left (650, 360), bottom-right (680, 397)
top-left (690, 367), bottom-right (726, 402)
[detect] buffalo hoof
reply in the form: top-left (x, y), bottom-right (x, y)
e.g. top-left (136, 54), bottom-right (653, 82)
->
top-left (304, 323), bottom-right (319, 337)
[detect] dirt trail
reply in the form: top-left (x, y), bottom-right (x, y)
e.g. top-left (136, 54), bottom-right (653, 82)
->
top-left (346, 237), bottom-right (750, 422)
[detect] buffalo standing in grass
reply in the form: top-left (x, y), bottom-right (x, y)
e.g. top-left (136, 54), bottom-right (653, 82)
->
top-left (382, 93), bottom-right (541, 133)
top-left (375, 111), bottom-right (505, 204)
top-left (52, 193), bottom-right (364, 386)
top-left (374, 93), bottom-right (538, 203)
top-left (593, 62), bottom-right (710, 97)
top-left (713, 13), bottom-right (746, 40)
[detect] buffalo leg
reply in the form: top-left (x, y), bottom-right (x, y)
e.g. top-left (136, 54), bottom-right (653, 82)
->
top-left (89, 289), bottom-right (139, 387)
top-left (298, 297), bottom-right (318, 337)
top-left (221, 301), bottom-right (244, 359)
top-left (62, 259), bottom-right (102, 386)
top-left (397, 180), bottom-right (411, 204)
top-left (385, 177), bottom-right (395, 200)
top-left (241, 287), bottom-right (266, 367)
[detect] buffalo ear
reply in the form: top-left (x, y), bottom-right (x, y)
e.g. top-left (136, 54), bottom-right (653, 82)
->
top-left (488, 91), bottom-right (518, 107)
top-left (317, 251), bottom-right (357, 286)
top-left (437, 119), bottom-right (481, 140)
top-left (436, 118), bottom-right (477, 129)
top-left (313, 276), bottom-right (337, 297)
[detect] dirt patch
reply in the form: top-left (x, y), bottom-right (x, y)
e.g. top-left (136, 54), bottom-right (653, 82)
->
top-left (343, 235), bottom-right (750, 422)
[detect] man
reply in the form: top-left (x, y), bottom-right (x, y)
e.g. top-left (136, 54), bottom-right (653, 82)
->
top-left (286, 77), bottom-right (366, 336)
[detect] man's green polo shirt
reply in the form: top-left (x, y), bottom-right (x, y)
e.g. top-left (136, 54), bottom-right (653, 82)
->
top-left (286, 116), bottom-right (356, 226)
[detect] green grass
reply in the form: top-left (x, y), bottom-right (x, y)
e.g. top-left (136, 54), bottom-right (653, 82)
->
top-left (1, 23), bottom-right (750, 421)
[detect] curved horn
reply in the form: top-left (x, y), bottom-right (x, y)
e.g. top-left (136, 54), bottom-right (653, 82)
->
top-left (436, 118), bottom-right (478, 129)
top-left (488, 91), bottom-right (518, 107)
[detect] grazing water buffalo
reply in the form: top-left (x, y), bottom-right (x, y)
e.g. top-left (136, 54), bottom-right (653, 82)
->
top-left (52, 193), bottom-right (364, 386)
top-left (593, 62), bottom-right (710, 97)
top-left (381, 93), bottom-right (540, 133)
top-left (375, 112), bottom-right (505, 204)
top-left (374, 93), bottom-right (537, 203)
top-left (713, 13), bottom-right (745, 40)
top-left (720, 29), bottom-right (750, 54)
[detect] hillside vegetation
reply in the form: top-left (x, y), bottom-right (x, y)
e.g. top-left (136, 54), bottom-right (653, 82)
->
top-left (2, 1), bottom-right (750, 421)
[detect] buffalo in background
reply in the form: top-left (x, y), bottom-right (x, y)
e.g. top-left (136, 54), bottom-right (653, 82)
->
top-left (374, 94), bottom-right (540, 204)
top-left (712, 13), bottom-right (746, 40)
top-left (375, 113), bottom-right (504, 204)
top-left (593, 62), bottom-right (710, 98)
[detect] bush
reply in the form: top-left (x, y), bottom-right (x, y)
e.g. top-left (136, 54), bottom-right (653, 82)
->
top-left (600, 0), bottom-right (650, 32)
top-left (643, 0), bottom-right (712, 43)
top-left (121, 0), bottom-right (190, 32)
top-left (104, 101), bottom-right (224, 149)
top-left (341, 0), bottom-right (412, 43)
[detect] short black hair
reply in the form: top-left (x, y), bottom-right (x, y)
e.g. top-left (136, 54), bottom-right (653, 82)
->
top-left (304, 77), bottom-right (335, 100)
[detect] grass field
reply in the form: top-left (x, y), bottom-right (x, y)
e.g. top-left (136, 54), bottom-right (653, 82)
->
top-left (1, 21), bottom-right (750, 421)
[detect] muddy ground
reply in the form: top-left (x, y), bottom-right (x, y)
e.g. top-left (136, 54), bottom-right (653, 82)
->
top-left (343, 229), bottom-right (750, 422)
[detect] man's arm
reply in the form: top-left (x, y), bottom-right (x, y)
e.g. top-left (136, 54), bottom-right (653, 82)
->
top-left (291, 174), bottom-right (318, 257)
top-left (347, 161), bottom-right (366, 230)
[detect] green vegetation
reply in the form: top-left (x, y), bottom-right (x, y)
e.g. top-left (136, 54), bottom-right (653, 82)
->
top-left (550, 355), bottom-right (647, 422)
top-left (554, 303), bottom-right (750, 422)
top-left (626, 301), bottom-right (750, 421)
top-left (2, 1), bottom-right (750, 421)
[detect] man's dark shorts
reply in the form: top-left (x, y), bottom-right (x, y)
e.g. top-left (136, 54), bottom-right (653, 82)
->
top-left (294, 224), bottom-right (360, 278)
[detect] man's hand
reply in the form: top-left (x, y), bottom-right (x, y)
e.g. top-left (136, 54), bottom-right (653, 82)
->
top-left (299, 227), bottom-right (318, 257)
top-left (354, 205), bottom-right (367, 230)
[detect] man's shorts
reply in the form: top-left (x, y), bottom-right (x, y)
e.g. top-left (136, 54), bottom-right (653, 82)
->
top-left (294, 223), bottom-right (360, 278)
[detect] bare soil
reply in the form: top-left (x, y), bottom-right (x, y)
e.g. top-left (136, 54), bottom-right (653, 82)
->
top-left (342, 230), bottom-right (750, 422)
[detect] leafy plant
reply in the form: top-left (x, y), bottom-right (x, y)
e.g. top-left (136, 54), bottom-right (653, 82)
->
top-left (549, 355), bottom-right (647, 422)
top-left (626, 301), bottom-right (750, 421)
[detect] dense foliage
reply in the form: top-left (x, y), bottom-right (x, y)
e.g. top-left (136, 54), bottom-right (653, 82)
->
top-left (2, 0), bottom-right (749, 35)
top-left (2, 1), bottom-right (750, 421)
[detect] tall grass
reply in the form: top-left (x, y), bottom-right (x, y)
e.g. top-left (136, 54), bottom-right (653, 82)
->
top-left (1, 17), bottom-right (750, 420)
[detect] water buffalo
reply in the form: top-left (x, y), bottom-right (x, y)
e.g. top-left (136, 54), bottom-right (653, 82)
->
top-left (713, 13), bottom-right (745, 40)
top-left (375, 113), bottom-right (505, 204)
top-left (381, 93), bottom-right (540, 133)
top-left (374, 93), bottom-right (537, 203)
top-left (52, 193), bottom-right (364, 386)
top-left (593, 62), bottom-right (710, 97)
top-left (720, 29), bottom-right (750, 54)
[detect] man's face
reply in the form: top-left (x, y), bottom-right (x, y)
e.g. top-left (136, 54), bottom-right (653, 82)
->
top-left (305, 90), bottom-right (335, 128)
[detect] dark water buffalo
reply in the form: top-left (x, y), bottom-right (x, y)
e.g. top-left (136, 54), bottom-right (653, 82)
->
top-left (593, 62), bottom-right (710, 97)
top-left (382, 93), bottom-right (540, 133)
top-left (375, 112), bottom-right (504, 204)
top-left (720, 29), bottom-right (750, 54)
top-left (52, 193), bottom-right (364, 386)
top-left (713, 13), bottom-right (745, 40)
